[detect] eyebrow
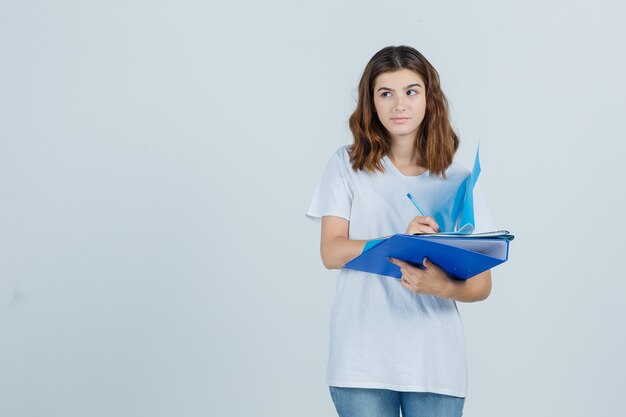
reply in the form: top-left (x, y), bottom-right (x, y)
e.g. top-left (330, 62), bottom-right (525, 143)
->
top-left (376, 83), bottom-right (423, 92)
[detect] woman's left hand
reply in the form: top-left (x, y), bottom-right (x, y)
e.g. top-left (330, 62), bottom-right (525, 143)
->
top-left (388, 257), bottom-right (454, 299)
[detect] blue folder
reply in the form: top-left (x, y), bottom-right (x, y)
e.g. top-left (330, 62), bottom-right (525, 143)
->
top-left (343, 233), bottom-right (512, 280)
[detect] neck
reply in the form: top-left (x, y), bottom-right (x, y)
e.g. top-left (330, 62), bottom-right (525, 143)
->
top-left (388, 136), bottom-right (423, 167)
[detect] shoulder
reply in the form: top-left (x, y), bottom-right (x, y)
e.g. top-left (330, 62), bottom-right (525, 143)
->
top-left (332, 144), bottom-right (352, 160)
top-left (445, 161), bottom-right (470, 175)
top-left (326, 144), bottom-right (353, 169)
top-left (436, 161), bottom-right (471, 184)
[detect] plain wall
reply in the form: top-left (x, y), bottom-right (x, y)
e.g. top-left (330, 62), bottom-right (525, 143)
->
top-left (1, 1), bottom-right (625, 416)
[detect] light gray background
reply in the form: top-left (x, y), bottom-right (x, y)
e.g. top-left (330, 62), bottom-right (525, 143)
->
top-left (1, 1), bottom-right (625, 416)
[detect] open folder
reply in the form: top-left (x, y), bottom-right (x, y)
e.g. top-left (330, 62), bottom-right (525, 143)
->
top-left (343, 231), bottom-right (513, 280)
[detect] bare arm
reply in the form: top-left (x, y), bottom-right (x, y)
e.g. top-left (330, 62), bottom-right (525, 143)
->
top-left (320, 216), bottom-right (385, 269)
top-left (388, 257), bottom-right (492, 302)
top-left (319, 214), bottom-right (442, 270)
top-left (319, 215), bottom-right (490, 302)
top-left (445, 270), bottom-right (492, 302)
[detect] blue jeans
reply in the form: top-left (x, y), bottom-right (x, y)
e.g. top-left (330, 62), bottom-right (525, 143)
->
top-left (329, 386), bottom-right (465, 417)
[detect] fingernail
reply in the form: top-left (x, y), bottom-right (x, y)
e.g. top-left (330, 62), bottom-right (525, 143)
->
top-left (387, 257), bottom-right (394, 263)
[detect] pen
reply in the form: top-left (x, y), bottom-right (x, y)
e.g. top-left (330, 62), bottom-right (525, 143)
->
top-left (406, 193), bottom-right (426, 216)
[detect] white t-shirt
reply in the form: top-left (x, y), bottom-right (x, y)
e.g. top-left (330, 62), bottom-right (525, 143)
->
top-left (306, 145), bottom-right (496, 398)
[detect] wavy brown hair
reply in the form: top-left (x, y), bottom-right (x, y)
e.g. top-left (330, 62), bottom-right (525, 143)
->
top-left (348, 45), bottom-right (459, 177)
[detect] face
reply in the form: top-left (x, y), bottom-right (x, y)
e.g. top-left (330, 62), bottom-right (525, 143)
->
top-left (372, 68), bottom-right (427, 143)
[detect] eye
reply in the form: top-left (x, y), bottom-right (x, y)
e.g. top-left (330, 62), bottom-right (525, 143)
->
top-left (381, 91), bottom-right (391, 97)
top-left (407, 90), bottom-right (418, 96)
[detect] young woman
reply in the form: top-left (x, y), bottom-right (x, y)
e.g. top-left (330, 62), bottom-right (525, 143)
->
top-left (306, 45), bottom-right (497, 417)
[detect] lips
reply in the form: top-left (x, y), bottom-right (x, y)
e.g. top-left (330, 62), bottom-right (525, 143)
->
top-left (391, 117), bottom-right (409, 124)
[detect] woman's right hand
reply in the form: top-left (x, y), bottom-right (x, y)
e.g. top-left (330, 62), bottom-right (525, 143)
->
top-left (404, 216), bottom-right (440, 235)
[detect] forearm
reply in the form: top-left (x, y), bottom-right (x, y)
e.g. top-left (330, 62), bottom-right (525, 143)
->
top-left (444, 270), bottom-right (492, 302)
top-left (321, 236), bottom-right (389, 269)
top-left (321, 237), bottom-right (365, 269)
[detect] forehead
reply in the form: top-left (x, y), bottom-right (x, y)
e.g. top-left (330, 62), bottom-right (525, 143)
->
top-left (374, 68), bottom-right (425, 88)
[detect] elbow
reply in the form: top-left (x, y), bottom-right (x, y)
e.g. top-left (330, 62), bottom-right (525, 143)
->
top-left (476, 272), bottom-right (492, 301)
top-left (321, 247), bottom-right (341, 270)
top-left (321, 251), bottom-right (331, 269)
top-left (476, 286), bottom-right (491, 302)
top-left (321, 253), bottom-right (340, 270)
top-left (460, 271), bottom-right (491, 302)
top-left (461, 287), bottom-right (490, 303)
top-left (322, 260), bottom-right (335, 270)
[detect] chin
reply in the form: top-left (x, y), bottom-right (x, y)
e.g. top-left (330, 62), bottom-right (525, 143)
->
top-left (389, 127), bottom-right (418, 136)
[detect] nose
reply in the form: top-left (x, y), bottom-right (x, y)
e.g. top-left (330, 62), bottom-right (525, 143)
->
top-left (393, 94), bottom-right (407, 112)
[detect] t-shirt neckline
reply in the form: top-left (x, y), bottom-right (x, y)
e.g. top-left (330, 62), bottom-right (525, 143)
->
top-left (383, 155), bottom-right (430, 179)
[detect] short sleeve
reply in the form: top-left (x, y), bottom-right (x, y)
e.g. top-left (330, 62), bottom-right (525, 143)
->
top-left (472, 182), bottom-right (497, 233)
top-left (305, 149), bottom-right (352, 223)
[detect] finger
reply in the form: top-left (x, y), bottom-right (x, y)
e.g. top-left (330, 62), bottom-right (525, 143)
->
top-left (388, 257), bottom-right (410, 269)
top-left (420, 216), bottom-right (440, 232)
top-left (411, 227), bottom-right (437, 235)
top-left (422, 257), bottom-right (440, 271)
top-left (388, 257), bottom-right (398, 265)
top-left (390, 258), bottom-right (426, 278)
top-left (411, 218), bottom-right (438, 234)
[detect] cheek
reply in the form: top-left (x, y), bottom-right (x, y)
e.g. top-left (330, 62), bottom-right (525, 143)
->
top-left (373, 103), bottom-right (387, 122)
top-left (373, 100), bottom-right (383, 114)
top-left (415, 100), bottom-right (427, 117)
top-left (420, 98), bottom-right (428, 112)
